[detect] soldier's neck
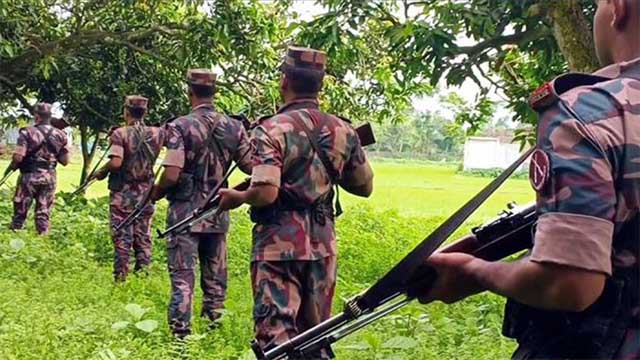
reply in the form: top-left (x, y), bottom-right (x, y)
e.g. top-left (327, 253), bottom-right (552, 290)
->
top-left (190, 98), bottom-right (212, 109)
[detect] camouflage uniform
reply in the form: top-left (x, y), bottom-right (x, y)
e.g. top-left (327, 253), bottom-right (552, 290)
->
top-left (504, 57), bottom-right (640, 359)
top-left (249, 47), bottom-right (373, 355)
top-left (162, 69), bottom-right (252, 336)
top-left (108, 96), bottom-right (166, 281)
top-left (11, 103), bottom-right (70, 235)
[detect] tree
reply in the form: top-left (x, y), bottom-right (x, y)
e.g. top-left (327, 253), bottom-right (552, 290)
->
top-left (304, 0), bottom-right (597, 134)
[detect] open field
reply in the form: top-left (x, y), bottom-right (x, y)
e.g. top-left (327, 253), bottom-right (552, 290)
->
top-left (0, 158), bottom-right (533, 359)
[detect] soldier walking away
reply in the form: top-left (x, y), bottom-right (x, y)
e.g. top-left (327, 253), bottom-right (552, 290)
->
top-left (150, 69), bottom-right (252, 337)
top-left (7, 102), bottom-right (70, 235)
top-left (409, 1), bottom-right (640, 359)
top-left (90, 96), bottom-right (166, 282)
top-left (218, 46), bottom-right (374, 358)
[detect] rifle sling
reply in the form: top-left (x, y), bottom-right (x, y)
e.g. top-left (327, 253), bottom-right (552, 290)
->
top-left (355, 147), bottom-right (535, 312)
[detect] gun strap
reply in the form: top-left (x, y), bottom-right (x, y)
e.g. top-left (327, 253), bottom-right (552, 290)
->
top-left (356, 147), bottom-right (535, 312)
top-left (30, 125), bottom-right (56, 159)
top-left (297, 110), bottom-right (344, 216)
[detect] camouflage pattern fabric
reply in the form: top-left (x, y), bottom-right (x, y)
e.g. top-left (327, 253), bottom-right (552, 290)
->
top-left (248, 98), bottom-right (372, 351)
top-left (167, 232), bottom-right (227, 336)
top-left (162, 103), bottom-right (251, 335)
top-left (508, 57), bottom-right (640, 358)
top-left (250, 99), bottom-right (372, 261)
top-left (11, 124), bottom-right (69, 234)
top-left (108, 125), bottom-right (165, 280)
top-left (251, 256), bottom-right (336, 357)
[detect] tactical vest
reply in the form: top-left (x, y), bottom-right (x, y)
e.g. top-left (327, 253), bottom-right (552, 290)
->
top-left (166, 107), bottom-right (227, 202)
top-left (503, 68), bottom-right (640, 359)
top-left (108, 126), bottom-right (155, 191)
top-left (20, 125), bottom-right (57, 173)
top-left (249, 104), bottom-right (341, 226)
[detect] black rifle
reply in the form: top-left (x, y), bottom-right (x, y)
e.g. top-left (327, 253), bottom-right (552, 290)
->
top-left (251, 148), bottom-right (534, 360)
top-left (0, 167), bottom-right (16, 188)
top-left (71, 144), bottom-right (111, 198)
top-left (158, 123), bottom-right (377, 239)
top-left (113, 164), bottom-right (163, 232)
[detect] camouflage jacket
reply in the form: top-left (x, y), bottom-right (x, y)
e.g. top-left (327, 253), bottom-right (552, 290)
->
top-left (15, 124), bottom-right (69, 185)
top-left (503, 57), bottom-right (640, 359)
top-left (108, 124), bottom-right (166, 209)
top-left (163, 103), bottom-right (252, 233)
top-left (250, 98), bottom-right (373, 261)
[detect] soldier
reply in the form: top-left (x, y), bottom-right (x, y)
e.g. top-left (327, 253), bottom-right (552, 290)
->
top-left (218, 46), bottom-right (374, 356)
top-left (7, 102), bottom-right (70, 235)
top-left (150, 69), bottom-right (252, 337)
top-left (90, 96), bottom-right (165, 282)
top-left (409, 1), bottom-right (639, 358)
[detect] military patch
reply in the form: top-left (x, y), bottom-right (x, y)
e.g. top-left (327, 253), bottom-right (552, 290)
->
top-left (529, 149), bottom-right (550, 191)
top-left (529, 82), bottom-right (557, 111)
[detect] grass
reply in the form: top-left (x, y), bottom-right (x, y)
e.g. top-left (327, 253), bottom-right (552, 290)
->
top-left (0, 156), bottom-right (533, 359)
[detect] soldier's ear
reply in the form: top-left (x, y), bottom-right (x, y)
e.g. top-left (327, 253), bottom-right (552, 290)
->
top-left (280, 74), bottom-right (289, 93)
top-left (611, 0), bottom-right (629, 29)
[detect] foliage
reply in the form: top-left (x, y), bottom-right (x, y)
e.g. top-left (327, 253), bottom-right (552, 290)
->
top-left (0, 161), bottom-right (533, 359)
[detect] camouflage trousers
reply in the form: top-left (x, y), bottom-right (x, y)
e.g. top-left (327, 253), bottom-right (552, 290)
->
top-left (167, 232), bottom-right (227, 336)
top-left (11, 174), bottom-right (55, 235)
top-left (110, 203), bottom-right (154, 281)
top-left (251, 256), bottom-right (337, 358)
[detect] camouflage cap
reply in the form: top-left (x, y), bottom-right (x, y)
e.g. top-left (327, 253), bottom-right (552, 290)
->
top-left (124, 95), bottom-right (148, 109)
top-left (282, 46), bottom-right (327, 71)
top-left (33, 102), bottom-right (52, 116)
top-left (187, 69), bottom-right (217, 86)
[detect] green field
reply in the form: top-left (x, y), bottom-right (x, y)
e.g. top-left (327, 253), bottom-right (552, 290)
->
top-left (0, 158), bottom-right (533, 360)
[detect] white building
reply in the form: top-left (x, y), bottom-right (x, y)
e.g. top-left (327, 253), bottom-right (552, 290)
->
top-left (463, 136), bottom-right (527, 171)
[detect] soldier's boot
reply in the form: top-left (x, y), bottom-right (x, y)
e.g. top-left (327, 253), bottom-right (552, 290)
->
top-left (114, 272), bottom-right (127, 283)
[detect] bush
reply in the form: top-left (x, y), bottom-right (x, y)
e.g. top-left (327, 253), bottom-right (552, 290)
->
top-left (0, 190), bottom-right (515, 359)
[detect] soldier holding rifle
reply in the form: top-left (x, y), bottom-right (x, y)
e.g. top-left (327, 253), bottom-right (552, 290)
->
top-left (90, 96), bottom-right (165, 282)
top-left (410, 1), bottom-right (640, 358)
top-left (150, 69), bottom-right (252, 337)
top-left (218, 46), bottom-right (374, 358)
top-left (8, 102), bottom-right (70, 235)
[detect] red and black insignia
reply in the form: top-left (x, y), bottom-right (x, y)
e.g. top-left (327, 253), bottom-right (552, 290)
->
top-left (529, 82), bottom-right (557, 111)
top-left (529, 149), bottom-right (551, 191)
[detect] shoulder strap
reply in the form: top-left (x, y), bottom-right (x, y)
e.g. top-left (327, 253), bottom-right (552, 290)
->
top-left (30, 126), bottom-right (56, 158)
top-left (297, 110), bottom-right (340, 183)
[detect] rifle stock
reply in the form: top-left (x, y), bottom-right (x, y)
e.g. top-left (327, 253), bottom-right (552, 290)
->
top-left (252, 202), bottom-right (537, 359)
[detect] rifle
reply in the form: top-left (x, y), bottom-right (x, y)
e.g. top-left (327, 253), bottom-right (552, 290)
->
top-left (0, 167), bottom-right (16, 188)
top-left (157, 122), bottom-right (377, 239)
top-left (250, 148), bottom-right (534, 360)
top-left (71, 144), bottom-right (111, 198)
top-left (112, 164), bottom-right (163, 232)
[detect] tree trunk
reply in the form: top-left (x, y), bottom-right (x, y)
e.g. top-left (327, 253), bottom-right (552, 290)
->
top-left (78, 124), bottom-right (100, 185)
top-left (546, 0), bottom-right (600, 72)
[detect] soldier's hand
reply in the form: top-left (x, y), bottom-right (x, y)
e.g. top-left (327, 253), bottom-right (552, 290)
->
top-left (218, 188), bottom-right (247, 211)
top-left (413, 253), bottom-right (486, 305)
top-left (94, 169), bottom-right (108, 181)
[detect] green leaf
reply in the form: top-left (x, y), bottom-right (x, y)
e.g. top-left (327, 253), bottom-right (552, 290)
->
top-left (125, 303), bottom-right (146, 320)
top-left (9, 238), bottom-right (25, 252)
top-left (111, 321), bottom-right (130, 330)
top-left (382, 336), bottom-right (419, 350)
top-left (134, 319), bottom-right (158, 333)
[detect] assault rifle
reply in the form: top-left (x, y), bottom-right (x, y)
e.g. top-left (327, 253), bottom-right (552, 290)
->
top-left (0, 168), bottom-right (16, 188)
top-left (71, 145), bottom-right (111, 198)
top-left (250, 148), bottom-right (535, 359)
top-left (157, 122), bottom-right (377, 239)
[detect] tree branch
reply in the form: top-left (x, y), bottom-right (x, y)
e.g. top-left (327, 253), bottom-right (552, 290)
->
top-left (458, 26), bottom-right (548, 58)
top-left (0, 75), bottom-right (33, 113)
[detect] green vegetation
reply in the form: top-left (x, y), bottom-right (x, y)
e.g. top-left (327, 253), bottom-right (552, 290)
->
top-left (0, 160), bottom-right (532, 359)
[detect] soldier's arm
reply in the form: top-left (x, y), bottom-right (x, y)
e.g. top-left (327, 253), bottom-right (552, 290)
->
top-left (419, 94), bottom-right (614, 311)
top-left (56, 131), bottom-right (71, 166)
top-left (339, 130), bottom-right (373, 197)
top-left (94, 130), bottom-right (123, 179)
top-left (233, 125), bottom-right (253, 175)
top-left (151, 123), bottom-right (183, 201)
top-left (9, 128), bottom-right (30, 170)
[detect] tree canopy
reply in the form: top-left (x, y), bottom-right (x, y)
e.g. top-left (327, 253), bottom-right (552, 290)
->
top-left (1, 0), bottom-right (598, 178)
